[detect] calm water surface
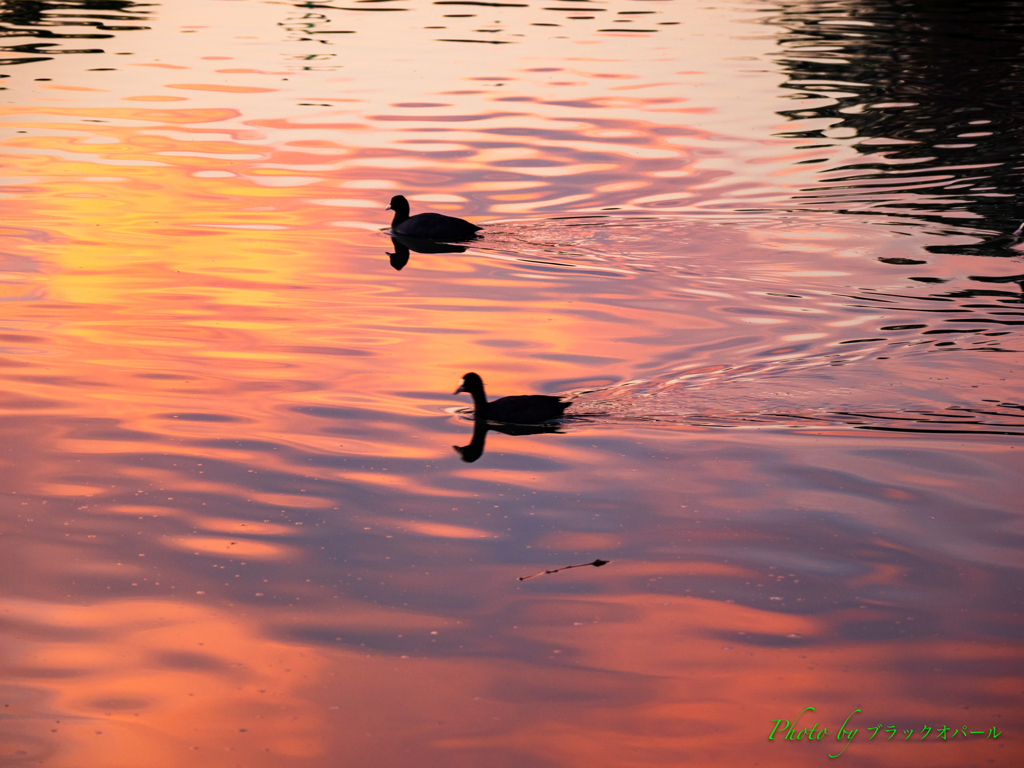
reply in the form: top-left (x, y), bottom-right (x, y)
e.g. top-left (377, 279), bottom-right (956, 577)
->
top-left (1, 0), bottom-right (1022, 766)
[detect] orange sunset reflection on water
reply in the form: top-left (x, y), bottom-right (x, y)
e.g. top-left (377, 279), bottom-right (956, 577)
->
top-left (1, 570), bottom-right (1018, 767)
top-left (1, 0), bottom-right (1023, 766)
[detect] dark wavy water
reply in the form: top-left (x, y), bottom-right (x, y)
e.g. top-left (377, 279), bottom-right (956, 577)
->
top-left (0, 1), bottom-right (1021, 767)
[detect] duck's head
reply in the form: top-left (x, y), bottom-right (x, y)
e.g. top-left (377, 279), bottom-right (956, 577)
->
top-left (386, 195), bottom-right (410, 215)
top-left (454, 372), bottom-right (483, 395)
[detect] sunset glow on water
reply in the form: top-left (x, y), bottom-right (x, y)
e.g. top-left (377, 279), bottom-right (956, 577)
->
top-left (1, 1), bottom-right (1022, 766)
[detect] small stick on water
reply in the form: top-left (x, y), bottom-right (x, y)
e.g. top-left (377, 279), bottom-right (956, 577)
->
top-left (517, 559), bottom-right (609, 581)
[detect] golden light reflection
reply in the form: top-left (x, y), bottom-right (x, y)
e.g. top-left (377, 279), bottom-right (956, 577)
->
top-left (367, 518), bottom-right (498, 540)
top-left (162, 537), bottom-right (298, 560)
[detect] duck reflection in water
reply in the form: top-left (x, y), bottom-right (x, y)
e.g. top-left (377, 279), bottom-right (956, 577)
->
top-left (386, 235), bottom-right (467, 271)
top-left (452, 372), bottom-right (572, 463)
top-left (454, 418), bottom-right (564, 463)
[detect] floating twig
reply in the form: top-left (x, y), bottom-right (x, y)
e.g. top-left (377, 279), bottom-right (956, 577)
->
top-left (517, 559), bottom-right (609, 581)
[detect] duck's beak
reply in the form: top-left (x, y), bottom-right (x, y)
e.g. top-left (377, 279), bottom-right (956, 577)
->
top-left (454, 382), bottom-right (466, 394)
top-left (386, 203), bottom-right (393, 211)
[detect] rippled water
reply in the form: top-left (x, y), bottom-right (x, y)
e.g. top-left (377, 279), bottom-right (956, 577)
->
top-left (1, 1), bottom-right (1022, 766)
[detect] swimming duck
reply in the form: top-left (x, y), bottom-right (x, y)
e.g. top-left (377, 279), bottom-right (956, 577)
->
top-left (387, 195), bottom-right (481, 241)
top-left (454, 372), bottom-right (570, 424)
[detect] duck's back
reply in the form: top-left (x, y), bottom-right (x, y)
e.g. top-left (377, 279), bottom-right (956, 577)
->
top-left (395, 212), bottom-right (481, 241)
top-left (483, 395), bottom-right (568, 424)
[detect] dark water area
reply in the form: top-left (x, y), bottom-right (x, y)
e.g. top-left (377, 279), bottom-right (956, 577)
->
top-left (771, 0), bottom-right (1024, 233)
top-left (0, 0), bottom-right (151, 68)
top-left (0, 1), bottom-right (1022, 766)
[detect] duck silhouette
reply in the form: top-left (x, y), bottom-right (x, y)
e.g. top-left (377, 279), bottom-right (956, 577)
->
top-left (387, 195), bottom-right (481, 241)
top-left (454, 372), bottom-right (570, 424)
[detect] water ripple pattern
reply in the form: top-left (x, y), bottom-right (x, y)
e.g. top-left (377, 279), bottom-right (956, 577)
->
top-left (0, 2), bottom-right (1022, 767)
